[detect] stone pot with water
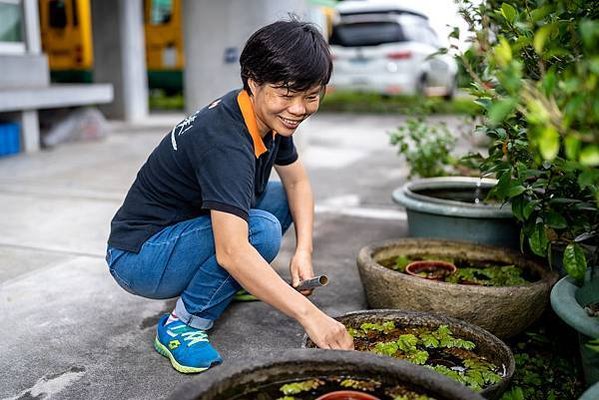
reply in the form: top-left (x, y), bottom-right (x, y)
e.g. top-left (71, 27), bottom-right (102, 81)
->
top-left (357, 239), bottom-right (559, 338)
top-left (392, 177), bottom-right (518, 249)
top-left (302, 310), bottom-right (515, 400)
top-left (168, 349), bottom-right (484, 400)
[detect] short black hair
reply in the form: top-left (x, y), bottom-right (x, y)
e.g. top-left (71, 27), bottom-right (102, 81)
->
top-left (240, 18), bottom-right (332, 94)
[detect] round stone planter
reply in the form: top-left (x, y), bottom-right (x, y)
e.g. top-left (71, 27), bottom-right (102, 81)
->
top-left (168, 349), bottom-right (484, 400)
top-left (550, 276), bottom-right (599, 385)
top-left (392, 177), bottom-right (519, 248)
top-left (357, 239), bottom-right (559, 338)
top-left (302, 310), bottom-right (515, 400)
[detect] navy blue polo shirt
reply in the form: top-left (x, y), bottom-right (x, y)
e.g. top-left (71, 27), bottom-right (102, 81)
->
top-left (108, 89), bottom-right (298, 253)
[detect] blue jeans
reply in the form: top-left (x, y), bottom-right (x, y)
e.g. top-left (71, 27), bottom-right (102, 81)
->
top-left (106, 181), bottom-right (292, 330)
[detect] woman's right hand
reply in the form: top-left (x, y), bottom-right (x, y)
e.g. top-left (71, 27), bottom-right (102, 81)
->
top-left (301, 310), bottom-right (354, 350)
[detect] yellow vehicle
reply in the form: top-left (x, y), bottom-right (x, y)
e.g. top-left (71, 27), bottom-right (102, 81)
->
top-left (39, 0), bottom-right (185, 92)
top-left (39, 0), bottom-right (94, 83)
top-left (144, 0), bottom-right (184, 93)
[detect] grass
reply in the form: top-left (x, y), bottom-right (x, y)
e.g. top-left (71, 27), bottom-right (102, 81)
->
top-left (319, 90), bottom-right (482, 115)
top-left (149, 89), bottom-right (482, 116)
top-left (149, 90), bottom-right (184, 110)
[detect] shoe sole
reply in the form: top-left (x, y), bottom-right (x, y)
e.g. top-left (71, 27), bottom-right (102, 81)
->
top-left (153, 336), bottom-right (209, 374)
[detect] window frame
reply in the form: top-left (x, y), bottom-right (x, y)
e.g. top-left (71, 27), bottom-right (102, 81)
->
top-left (0, 0), bottom-right (25, 54)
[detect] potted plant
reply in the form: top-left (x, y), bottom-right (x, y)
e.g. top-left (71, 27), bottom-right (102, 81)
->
top-left (302, 310), bottom-right (515, 400)
top-left (168, 349), bottom-right (484, 400)
top-left (389, 109), bottom-right (520, 249)
top-left (405, 259), bottom-right (457, 280)
top-left (453, 0), bottom-right (599, 386)
top-left (356, 239), bottom-right (558, 338)
top-left (580, 381), bottom-right (599, 400)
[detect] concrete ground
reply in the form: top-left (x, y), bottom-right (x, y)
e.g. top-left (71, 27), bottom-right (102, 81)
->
top-left (0, 111), bottom-right (467, 400)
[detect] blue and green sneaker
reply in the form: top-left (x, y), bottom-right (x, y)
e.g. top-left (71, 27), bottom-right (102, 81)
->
top-left (154, 314), bottom-right (222, 373)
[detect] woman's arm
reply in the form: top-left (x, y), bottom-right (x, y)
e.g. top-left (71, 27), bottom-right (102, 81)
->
top-left (274, 159), bottom-right (315, 291)
top-left (211, 209), bottom-right (353, 349)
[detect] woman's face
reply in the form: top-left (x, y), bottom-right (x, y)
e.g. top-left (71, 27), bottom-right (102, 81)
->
top-left (248, 79), bottom-right (322, 137)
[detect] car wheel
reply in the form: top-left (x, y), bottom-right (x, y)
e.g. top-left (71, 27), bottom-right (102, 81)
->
top-left (416, 74), bottom-right (428, 97)
top-left (443, 76), bottom-right (458, 101)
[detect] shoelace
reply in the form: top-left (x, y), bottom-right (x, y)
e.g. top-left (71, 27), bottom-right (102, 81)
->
top-left (170, 324), bottom-right (209, 346)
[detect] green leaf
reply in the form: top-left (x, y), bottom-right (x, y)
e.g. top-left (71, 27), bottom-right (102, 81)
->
top-left (529, 224), bottom-right (549, 256)
top-left (587, 338), bottom-right (599, 352)
top-left (506, 184), bottom-right (526, 197)
top-left (530, 5), bottom-right (552, 23)
top-left (394, 255), bottom-right (411, 272)
top-left (580, 145), bottom-right (599, 166)
top-left (563, 243), bottom-right (587, 284)
top-left (373, 341), bottom-right (399, 356)
top-left (534, 23), bottom-right (556, 54)
top-left (538, 126), bottom-right (560, 160)
top-left (420, 333), bottom-right (439, 348)
top-left (545, 211), bottom-right (567, 229)
top-left (410, 350), bottom-right (429, 365)
top-left (511, 196), bottom-right (525, 221)
top-left (578, 169), bottom-right (599, 189)
top-left (491, 171), bottom-right (512, 199)
top-left (580, 20), bottom-right (599, 50)
top-left (501, 3), bottom-right (517, 23)
top-left (523, 200), bottom-right (537, 219)
top-left (449, 27), bottom-right (460, 40)
top-left (488, 98), bottom-right (517, 125)
top-left (397, 334), bottom-right (419, 352)
top-left (564, 136), bottom-right (581, 160)
top-left (494, 37), bottom-right (512, 67)
top-left (280, 379), bottom-right (323, 395)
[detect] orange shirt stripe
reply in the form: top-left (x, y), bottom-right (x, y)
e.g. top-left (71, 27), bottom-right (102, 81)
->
top-left (236, 90), bottom-right (267, 158)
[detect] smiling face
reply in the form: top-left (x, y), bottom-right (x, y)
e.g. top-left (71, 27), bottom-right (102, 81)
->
top-left (248, 79), bottom-right (322, 137)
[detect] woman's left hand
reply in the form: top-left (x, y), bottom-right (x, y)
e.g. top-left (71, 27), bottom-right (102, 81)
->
top-left (290, 249), bottom-right (314, 296)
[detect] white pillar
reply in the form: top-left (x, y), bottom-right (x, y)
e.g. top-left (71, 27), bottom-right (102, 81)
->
top-left (19, 110), bottom-right (40, 153)
top-left (23, 0), bottom-right (41, 54)
top-left (91, 0), bottom-right (148, 122)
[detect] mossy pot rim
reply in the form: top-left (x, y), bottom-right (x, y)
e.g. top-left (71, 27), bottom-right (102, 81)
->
top-left (358, 238), bottom-right (558, 292)
top-left (168, 348), bottom-right (485, 400)
top-left (301, 309), bottom-right (515, 400)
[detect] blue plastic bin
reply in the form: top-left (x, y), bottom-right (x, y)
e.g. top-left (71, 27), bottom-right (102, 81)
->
top-left (0, 123), bottom-right (20, 157)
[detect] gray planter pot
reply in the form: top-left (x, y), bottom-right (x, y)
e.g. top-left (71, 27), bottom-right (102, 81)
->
top-left (579, 381), bottom-right (599, 400)
top-left (302, 310), bottom-right (514, 400)
top-left (392, 177), bottom-right (519, 248)
top-left (357, 239), bottom-right (559, 338)
top-left (550, 277), bottom-right (599, 386)
top-left (168, 349), bottom-right (484, 400)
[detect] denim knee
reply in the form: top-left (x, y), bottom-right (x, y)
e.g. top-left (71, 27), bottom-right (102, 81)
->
top-left (249, 209), bottom-right (282, 263)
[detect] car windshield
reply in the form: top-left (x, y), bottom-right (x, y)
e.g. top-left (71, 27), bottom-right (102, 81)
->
top-left (330, 21), bottom-right (407, 47)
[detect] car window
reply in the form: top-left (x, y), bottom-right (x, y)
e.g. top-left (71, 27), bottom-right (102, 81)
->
top-left (329, 22), bottom-right (407, 47)
top-left (426, 27), bottom-right (441, 47)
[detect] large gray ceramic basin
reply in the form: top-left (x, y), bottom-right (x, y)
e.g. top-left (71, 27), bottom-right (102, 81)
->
top-left (393, 177), bottom-right (518, 248)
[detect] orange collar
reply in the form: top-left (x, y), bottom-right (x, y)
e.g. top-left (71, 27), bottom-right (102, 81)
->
top-left (237, 90), bottom-right (268, 158)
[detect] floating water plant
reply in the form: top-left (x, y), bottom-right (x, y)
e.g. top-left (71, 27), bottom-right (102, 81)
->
top-left (230, 376), bottom-right (437, 400)
top-left (348, 321), bottom-right (502, 392)
top-left (384, 255), bottom-right (530, 286)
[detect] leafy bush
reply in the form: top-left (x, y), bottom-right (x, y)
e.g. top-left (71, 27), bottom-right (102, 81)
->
top-left (389, 117), bottom-right (458, 178)
top-left (455, 0), bottom-right (599, 283)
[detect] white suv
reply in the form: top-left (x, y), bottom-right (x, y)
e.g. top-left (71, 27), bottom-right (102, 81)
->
top-left (328, 1), bottom-right (458, 99)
